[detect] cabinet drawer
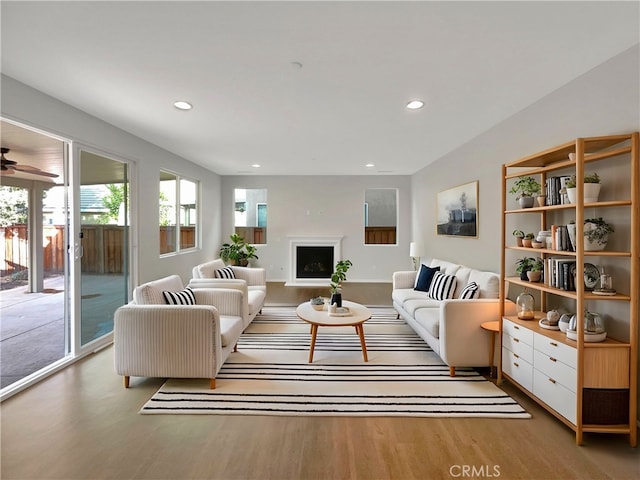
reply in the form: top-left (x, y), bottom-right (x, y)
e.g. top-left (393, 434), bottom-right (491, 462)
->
top-left (533, 350), bottom-right (576, 393)
top-left (502, 333), bottom-right (534, 364)
top-left (503, 319), bottom-right (534, 346)
top-left (534, 333), bottom-right (576, 368)
top-left (502, 347), bottom-right (533, 392)
top-left (533, 369), bottom-right (577, 425)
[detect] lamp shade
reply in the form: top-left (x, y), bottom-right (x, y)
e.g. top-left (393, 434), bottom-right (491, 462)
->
top-left (409, 242), bottom-right (422, 257)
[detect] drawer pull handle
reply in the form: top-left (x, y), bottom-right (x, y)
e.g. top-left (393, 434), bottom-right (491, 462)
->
top-left (550, 342), bottom-right (558, 347)
top-left (513, 362), bottom-right (519, 367)
top-left (549, 357), bottom-right (557, 362)
top-left (514, 326), bottom-right (520, 330)
top-left (548, 378), bottom-right (556, 384)
top-left (514, 353), bottom-right (520, 359)
top-left (513, 338), bottom-right (520, 343)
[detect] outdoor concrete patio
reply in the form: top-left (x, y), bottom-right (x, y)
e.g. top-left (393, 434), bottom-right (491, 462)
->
top-left (0, 274), bottom-right (125, 389)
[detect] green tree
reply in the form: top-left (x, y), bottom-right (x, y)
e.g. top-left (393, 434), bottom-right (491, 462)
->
top-left (99, 184), bottom-right (126, 224)
top-left (0, 186), bottom-right (28, 226)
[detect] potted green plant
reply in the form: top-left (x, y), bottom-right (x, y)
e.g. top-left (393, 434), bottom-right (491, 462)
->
top-left (515, 257), bottom-right (536, 281)
top-left (583, 217), bottom-right (614, 251)
top-left (219, 233), bottom-right (259, 266)
top-left (512, 229), bottom-right (525, 247)
top-left (509, 176), bottom-right (541, 208)
top-left (566, 172), bottom-right (601, 204)
top-left (310, 296), bottom-right (325, 311)
top-left (329, 259), bottom-right (353, 307)
top-left (526, 258), bottom-right (544, 283)
top-left (522, 233), bottom-right (535, 248)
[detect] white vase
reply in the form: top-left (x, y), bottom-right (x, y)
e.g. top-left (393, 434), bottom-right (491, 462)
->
top-left (566, 184), bottom-right (601, 204)
top-left (583, 222), bottom-right (608, 251)
top-left (583, 183), bottom-right (601, 203)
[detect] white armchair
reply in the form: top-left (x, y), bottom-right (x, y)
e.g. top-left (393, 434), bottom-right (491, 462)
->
top-left (188, 259), bottom-right (266, 328)
top-left (114, 275), bottom-right (244, 389)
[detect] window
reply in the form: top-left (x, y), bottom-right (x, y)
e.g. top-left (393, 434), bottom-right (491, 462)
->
top-left (160, 171), bottom-right (198, 254)
top-left (364, 188), bottom-right (397, 244)
top-left (234, 188), bottom-right (266, 244)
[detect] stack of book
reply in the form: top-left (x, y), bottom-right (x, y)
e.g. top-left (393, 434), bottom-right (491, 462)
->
top-left (545, 257), bottom-right (577, 291)
top-left (545, 176), bottom-right (573, 206)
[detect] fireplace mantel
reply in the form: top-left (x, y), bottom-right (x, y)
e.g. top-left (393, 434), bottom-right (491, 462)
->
top-left (286, 235), bottom-right (343, 286)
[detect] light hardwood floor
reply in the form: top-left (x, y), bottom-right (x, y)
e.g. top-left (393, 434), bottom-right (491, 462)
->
top-left (1, 345), bottom-right (638, 480)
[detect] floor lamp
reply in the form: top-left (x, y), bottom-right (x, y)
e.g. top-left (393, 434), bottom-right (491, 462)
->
top-left (409, 242), bottom-right (422, 271)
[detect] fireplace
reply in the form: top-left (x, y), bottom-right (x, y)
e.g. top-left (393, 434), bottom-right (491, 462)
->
top-left (296, 246), bottom-right (333, 279)
top-left (287, 236), bottom-right (343, 286)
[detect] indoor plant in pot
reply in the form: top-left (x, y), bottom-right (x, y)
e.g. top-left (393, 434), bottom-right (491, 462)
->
top-left (583, 217), bottom-right (614, 251)
top-left (512, 229), bottom-right (525, 247)
top-left (526, 258), bottom-right (544, 282)
top-left (566, 172), bottom-right (601, 204)
top-left (329, 259), bottom-right (353, 307)
top-left (522, 233), bottom-right (535, 248)
top-left (515, 257), bottom-right (536, 281)
top-left (509, 176), bottom-right (541, 208)
top-left (219, 233), bottom-right (259, 266)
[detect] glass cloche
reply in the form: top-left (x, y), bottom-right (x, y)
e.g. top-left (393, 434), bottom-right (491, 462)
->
top-left (516, 290), bottom-right (535, 320)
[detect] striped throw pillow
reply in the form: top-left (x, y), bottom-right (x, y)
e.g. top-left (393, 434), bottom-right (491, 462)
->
top-left (459, 281), bottom-right (479, 299)
top-left (428, 272), bottom-right (457, 301)
top-left (215, 267), bottom-right (236, 279)
top-left (163, 287), bottom-right (196, 305)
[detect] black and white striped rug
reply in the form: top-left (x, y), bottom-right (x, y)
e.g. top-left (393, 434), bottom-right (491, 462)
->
top-left (140, 306), bottom-right (530, 418)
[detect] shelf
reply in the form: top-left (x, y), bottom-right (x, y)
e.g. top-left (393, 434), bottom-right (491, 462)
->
top-left (506, 246), bottom-right (632, 257)
top-left (505, 199), bottom-right (631, 214)
top-left (505, 277), bottom-right (631, 300)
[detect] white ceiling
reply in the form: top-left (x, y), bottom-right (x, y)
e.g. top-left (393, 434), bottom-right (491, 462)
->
top-left (1, 1), bottom-right (639, 176)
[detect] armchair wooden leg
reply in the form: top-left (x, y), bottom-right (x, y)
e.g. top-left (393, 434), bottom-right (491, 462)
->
top-left (234, 343), bottom-right (238, 352)
top-left (449, 367), bottom-right (456, 377)
top-left (210, 378), bottom-right (216, 389)
top-left (124, 376), bottom-right (130, 388)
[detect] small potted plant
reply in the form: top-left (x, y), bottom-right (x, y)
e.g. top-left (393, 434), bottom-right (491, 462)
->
top-left (566, 172), bottom-right (601, 204)
top-left (219, 233), bottom-right (259, 266)
top-left (509, 176), bottom-right (541, 208)
top-left (515, 257), bottom-right (536, 281)
top-left (329, 259), bottom-right (353, 307)
top-left (512, 229), bottom-right (525, 247)
top-left (310, 296), bottom-right (325, 311)
top-left (583, 217), bottom-right (614, 251)
top-left (526, 258), bottom-right (544, 283)
top-left (522, 233), bottom-right (535, 248)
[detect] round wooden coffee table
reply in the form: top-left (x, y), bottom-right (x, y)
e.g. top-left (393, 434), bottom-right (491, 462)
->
top-left (296, 300), bottom-right (372, 363)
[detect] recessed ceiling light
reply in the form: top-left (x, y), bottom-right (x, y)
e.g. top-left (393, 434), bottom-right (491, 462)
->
top-left (174, 101), bottom-right (193, 110)
top-left (251, 164), bottom-right (261, 168)
top-left (406, 100), bottom-right (424, 110)
top-left (365, 163), bottom-right (375, 168)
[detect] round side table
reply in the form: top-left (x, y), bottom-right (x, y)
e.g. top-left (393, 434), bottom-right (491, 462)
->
top-left (480, 320), bottom-right (500, 378)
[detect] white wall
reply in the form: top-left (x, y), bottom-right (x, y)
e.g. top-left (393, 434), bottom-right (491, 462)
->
top-left (411, 45), bottom-right (640, 274)
top-left (221, 175), bottom-right (412, 282)
top-left (1, 75), bottom-right (223, 286)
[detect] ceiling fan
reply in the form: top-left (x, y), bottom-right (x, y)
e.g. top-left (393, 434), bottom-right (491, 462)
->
top-left (1, 147), bottom-right (58, 178)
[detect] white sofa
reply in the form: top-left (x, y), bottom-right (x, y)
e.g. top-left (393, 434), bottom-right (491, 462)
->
top-left (188, 259), bottom-right (266, 329)
top-left (392, 258), bottom-right (514, 376)
top-left (114, 275), bottom-right (245, 389)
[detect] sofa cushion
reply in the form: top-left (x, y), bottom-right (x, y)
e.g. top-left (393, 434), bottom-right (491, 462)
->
top-left (459, 282), bottom-right (480, 299)
top-left (219, 315), bottom-right (244, 348)
top-left (414, 265), bottom-right (440, 292)
top-left (414, 307), bottom-right (441, 339)
top-left (134, 275), bottom-right (185, 305)
top-left (430, 258), bottom-right (461, 276)
top-left (452, 266), bottom-right (472, 297)
top-left (392, 288), bottom-right (429, 306)
top-left (468, 270), bottom-right (500, 299)
top-left (215, 266), bottom-right (236, 279)
top-left (196, 259), bottom-right (226, 278)
top-left (428, 272), bottom-right (457, 300)
top-left (163, 287), bottom-right (196, 305)
top-left (403, 298), bottom-right (441, 317)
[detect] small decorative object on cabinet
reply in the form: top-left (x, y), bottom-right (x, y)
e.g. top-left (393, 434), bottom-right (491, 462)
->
top-left (516, 289), bottom-right (535, 319)
top-left (499, 133), bottom-right (638, 447)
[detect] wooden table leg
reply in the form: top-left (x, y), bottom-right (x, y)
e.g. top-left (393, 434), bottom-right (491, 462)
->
top-left (356, 324), bottom-right (368, 362)
top-left (308, 324), bottom-right (318, 363)
top-left (489, 331), bottom-right (496, 378)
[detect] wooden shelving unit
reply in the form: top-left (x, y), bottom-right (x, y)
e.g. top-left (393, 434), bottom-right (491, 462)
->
top-left (498, 133), bottom-right (638, 446)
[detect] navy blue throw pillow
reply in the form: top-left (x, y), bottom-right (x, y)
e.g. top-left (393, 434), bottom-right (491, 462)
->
top-left (414, 265), bottom-right (440, 292)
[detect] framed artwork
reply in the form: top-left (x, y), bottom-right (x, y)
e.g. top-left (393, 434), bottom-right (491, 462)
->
top-left (436, 180), bottom-right (478, 237)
